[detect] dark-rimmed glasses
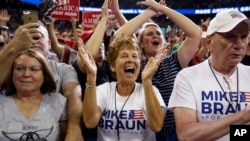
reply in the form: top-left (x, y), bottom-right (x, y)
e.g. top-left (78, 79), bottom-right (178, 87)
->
top-left (14, 64), bottom-right (43, 73)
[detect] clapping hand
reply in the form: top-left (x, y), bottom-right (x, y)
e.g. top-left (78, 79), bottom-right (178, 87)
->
top-left (77, 39), bottom-right (97, 77)
top-left (142, 47), bottom-right (168, 81)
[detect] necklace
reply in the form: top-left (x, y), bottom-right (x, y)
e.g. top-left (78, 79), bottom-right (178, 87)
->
top-left (26, 105), bottom-right (34, 110)
top-left (208, 60), bottom-right (239, 112)
top-left (17, 99), bottom-right (35, 110)
top-left (14, 94), bottom-right (41, 111)
top-left (114, 84), bottom-right (132, 141)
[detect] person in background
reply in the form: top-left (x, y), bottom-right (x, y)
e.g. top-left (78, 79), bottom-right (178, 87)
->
top-left (0, 32), bottom-right (5, 51)
top-left (0, 9), bottom-right (11, 95)
top-left (81, 33), bottom-right (167, 141)
top-left (69, 16), bottom-right (83, 51)
top-left (0, 22), bottom-right (83, 141)
top-left (1, 49), bottom-right (67, 141)
top-left (0, 9), bottom-right (11, 50)
top-left (114, 0), bottom-right (202, 140)
top-left (171, 28), bottom-right (186, 53)
top-left (241, 33), bottom-right (250, 65)
top-left (188, 18), bottom-right (211, 66)
top-left (168, 10), bottom-right (250, 141)
top-left (45, 0), bottom-right (123, 65)
top-left (46, 17), bottom-right (78, 64)
top-left (0, 26), bottom-right (10, 48)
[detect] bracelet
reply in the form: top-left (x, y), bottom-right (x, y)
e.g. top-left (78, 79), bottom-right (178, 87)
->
top-left (85, 83), bottom-right (96, 89)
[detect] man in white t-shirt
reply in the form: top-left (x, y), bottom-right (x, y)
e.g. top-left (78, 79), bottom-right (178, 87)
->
top-left (168, 10), bottom-right (250, 141)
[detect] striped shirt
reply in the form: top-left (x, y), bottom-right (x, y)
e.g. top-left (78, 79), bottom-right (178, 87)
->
top-left (137, 52), bottom-right (182, 136)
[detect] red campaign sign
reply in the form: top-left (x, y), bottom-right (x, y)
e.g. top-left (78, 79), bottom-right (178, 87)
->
top-left (82, 11), bottom-right (101, 30)
top-left (51, 0), bottom-right (80, 20)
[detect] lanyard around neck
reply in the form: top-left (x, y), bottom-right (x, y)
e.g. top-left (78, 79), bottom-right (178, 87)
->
top-left (208, 60), bottom-right (239, 112)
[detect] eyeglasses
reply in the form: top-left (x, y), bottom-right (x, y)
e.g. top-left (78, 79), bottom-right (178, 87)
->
top-left (14, 64), bottom-right (43, 73)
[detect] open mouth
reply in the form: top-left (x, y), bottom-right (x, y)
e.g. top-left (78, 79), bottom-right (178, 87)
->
top-left (152, 40), bottom-right (160, 45)
top-left (124, 66), bottom-right (135, 74)
top-left (33, 37), bottom-right (40, 40)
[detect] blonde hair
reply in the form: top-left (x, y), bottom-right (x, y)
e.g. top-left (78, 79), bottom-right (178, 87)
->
top-left (137, 22), bottom-right (162, 44)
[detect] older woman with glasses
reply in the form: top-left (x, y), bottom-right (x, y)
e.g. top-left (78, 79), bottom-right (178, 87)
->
top-left (0, 49), bottom-right (67, 141)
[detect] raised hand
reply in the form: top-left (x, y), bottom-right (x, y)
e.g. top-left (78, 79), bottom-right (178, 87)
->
top-left (142, 47), bottom-right (168, 81)
top-left (138, 0), bottom-right (166, 8)
top-left (107, 0), bottom-right (119, 29)
top-left (10, 23), bottom-right (41, 51)
top-left (108, 0), bottom-right (119, 14)
top-left (70, 16), bottom-right (77, 25)
top-left (0, 9), bottom-right (11, 26)
top-left (77, 39), bottom-right (97, 76)
top-left (200, 17), bottom-right (211, 31)
top-left (137, 0), bottom-right (166, 17)
top-left (101, 0), bottom-right (109, 21)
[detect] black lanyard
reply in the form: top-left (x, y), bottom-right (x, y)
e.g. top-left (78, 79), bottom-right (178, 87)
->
top-left (208, 60), bottom-right (239, 112)
top-left (114, 84), bottom-right (132, 140)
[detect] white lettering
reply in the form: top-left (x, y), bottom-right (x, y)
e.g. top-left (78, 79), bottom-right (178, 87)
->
top-left (234, 129), bottom-right (247, 136)
top-left (52, 11), bottom-right (64, 15)
top-left (64, 12), bottom-right (77, 16)
top-left (57, 5), bottom-right (78, 11)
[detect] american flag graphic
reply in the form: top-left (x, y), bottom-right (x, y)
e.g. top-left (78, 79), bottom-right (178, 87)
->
top-left (239, 92), bottom-right (250, 102)
top-left (229, 11), bottom-right (244, 19)
top-left (128, 110), bottom-right (144, 119)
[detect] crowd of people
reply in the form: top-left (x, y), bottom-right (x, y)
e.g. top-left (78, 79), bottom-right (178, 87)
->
top-left (0, 0), bottom-right (250, 141)
top-left (1, 0), bottom-right (250, 42)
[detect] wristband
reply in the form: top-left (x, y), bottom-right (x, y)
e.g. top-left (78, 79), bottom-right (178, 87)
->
top-left (86, 83), bottom-right (96, 89)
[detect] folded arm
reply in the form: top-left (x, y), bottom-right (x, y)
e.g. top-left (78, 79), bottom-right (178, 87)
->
top-left (174, 107), bottom-right (250, 141)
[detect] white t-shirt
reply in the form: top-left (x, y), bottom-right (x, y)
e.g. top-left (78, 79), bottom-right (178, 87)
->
top-left (96, 82), bottom-right (166, 141)
top-left (168, 60), bottom-right (250, 141)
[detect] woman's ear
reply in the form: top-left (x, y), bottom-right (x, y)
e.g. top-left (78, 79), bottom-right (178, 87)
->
top-left (111, 65), bottom-right (115, 72)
